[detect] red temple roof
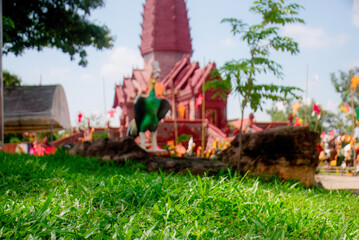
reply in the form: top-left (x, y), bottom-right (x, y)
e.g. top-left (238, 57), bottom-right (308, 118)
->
top-left (113, 55), bottom-right (216, 108)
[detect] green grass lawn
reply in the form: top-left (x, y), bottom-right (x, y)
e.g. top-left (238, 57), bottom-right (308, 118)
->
top-left (1, 151), bottom-right (359, 239)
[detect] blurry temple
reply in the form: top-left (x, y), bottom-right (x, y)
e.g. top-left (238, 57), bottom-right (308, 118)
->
top-left (112, 0), bottom-right (228, 147)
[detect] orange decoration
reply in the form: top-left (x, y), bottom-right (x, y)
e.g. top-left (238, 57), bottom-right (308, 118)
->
top-left (155, 82), bottom-right (166, 98)
top-left (291, 102), bottom-right (301, 116)
top-left (177, 103), bottom-right (186, 119)
top-left (294, 117), bottom-right (303, 126)
top-left (175, 144), bottom-right (186, 157)
top-left (196, 146), bottom-right (202, 157)
top-left (350, 76), bottom-right (359, 91)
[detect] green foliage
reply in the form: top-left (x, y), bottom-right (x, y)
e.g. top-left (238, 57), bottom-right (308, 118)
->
top-left (176, 134), bottom-right (192, 144)
top-left (1, 152), bottom-right (359, 238)
top-left (4, 132), bottom-right (58, 144)
top-left (3, 0), bottom-right (114, 67)
top-left (206, 0), bottom-right (304, 172)
top-left (4, 133), bottom-right (24, 144)
top-left (330, 67), bottom-right (359, 132)
top-left (9, 137), bottom-right (21, 144)
top-left (54, 130), bottom-right (71, 140)
top-left (3, 70), bottom-right (22, 87)
top-left (266, 99), bottom-right (337, 132)
top-left (92, 130), bottom-right (108, 139)
top-left (266, 103), bottom-right (290, 122)
top-left (206, 0), bottom-right (303, 120)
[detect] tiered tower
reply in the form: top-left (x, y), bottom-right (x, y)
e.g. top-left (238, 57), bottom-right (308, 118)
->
top-left (140, 0), bottom-right (193, 79)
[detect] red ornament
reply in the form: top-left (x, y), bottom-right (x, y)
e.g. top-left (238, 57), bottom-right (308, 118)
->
top-left (108, 109), bottom-right (116, 118)
top-left (78, 113), bottom-right (83, 123)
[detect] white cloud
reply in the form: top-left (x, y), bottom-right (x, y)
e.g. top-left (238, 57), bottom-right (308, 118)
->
top-left (283, 25), bottom-right (350, 49)
top-left (353, 0), bottom-right (359, 28)
top-left (326, 100), bottom-right (338, 113)
top-left (219, 37), bottom-right (236, 48)
top-left (101, 47), bottom-right (143, 80)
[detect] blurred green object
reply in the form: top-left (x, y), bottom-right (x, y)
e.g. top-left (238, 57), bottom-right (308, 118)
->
top-left (336, 154), bottom-right (344, 166)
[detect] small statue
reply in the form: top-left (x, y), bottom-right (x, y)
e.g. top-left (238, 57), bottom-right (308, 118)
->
top-left (127, 61), bottom-right (170, 150)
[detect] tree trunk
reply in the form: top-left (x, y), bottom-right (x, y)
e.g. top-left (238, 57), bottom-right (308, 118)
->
top-left (70, 137), bottom-right (227, 175)
top-left (237, 106), bottom-right (245, 172)
top-left (219, 126), bottom-right (320, 187)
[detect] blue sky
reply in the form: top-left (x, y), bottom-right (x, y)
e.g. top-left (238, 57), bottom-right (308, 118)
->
top-left (3, 0), bottom-right (359, 126)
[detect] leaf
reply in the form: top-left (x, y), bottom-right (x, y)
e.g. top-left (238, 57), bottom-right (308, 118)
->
top-left (214, 0), bottom-right (304, 117)
top-left (125, 227), bottom-right (133, 240)
top-left (3, 0), bottom-right (114, 66)
top-left (269, 227), bottom-right (284, 240)
top-left (318, 220), bottom-right (326, 239)
top-left (177, 134), bottom-right (192, 144)
top-left (335, 223), bottom-right (348, 240)
top-left (251, 216), bottom-right (265, 230)
top-left (40, 192), bottom-right (54, 214)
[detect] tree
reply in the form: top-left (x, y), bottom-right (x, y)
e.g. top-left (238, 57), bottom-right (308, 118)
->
top-left (331, 67), bottom-right (359, 106)
top-left (266, 100), bottom-right (292, 122)
top-left (3, 70), bottom-right (21, 86)
top-left (266, 99), bottom-right (335, 133)
top-left (205, 0), bottom-right (304, 171)
top-left (3, 0), bottom-right (114, 67)
top-left (330, 67), bottom-right (359, 133)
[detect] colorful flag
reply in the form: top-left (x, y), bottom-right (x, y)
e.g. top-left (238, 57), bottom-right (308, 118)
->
top-left (313, 104), bottom-right (321, 115)
top-left (356, 108), bottom-right (359, 120)
top-left (340, 104), bottom-right (350, 114)
top-left (329, 129), bottom-right (336, 136)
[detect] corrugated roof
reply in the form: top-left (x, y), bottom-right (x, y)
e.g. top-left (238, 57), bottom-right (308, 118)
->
top-left (4, 85), bottom-right (71, 133)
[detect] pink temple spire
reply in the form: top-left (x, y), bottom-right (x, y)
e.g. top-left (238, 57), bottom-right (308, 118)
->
top-left (140, 0), bottom-right (193, 79)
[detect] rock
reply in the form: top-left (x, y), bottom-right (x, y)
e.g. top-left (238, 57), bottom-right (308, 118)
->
top-left (87, 138), bottom-right (107, 157)
top-left (69, 141), bottom-right (92, 156)
top-left (218, 126), bottom-right (320, 187)
top-left (101, 155), bottom-right (112, 162)
top-left (70, 136), bottom-right (227, 175)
